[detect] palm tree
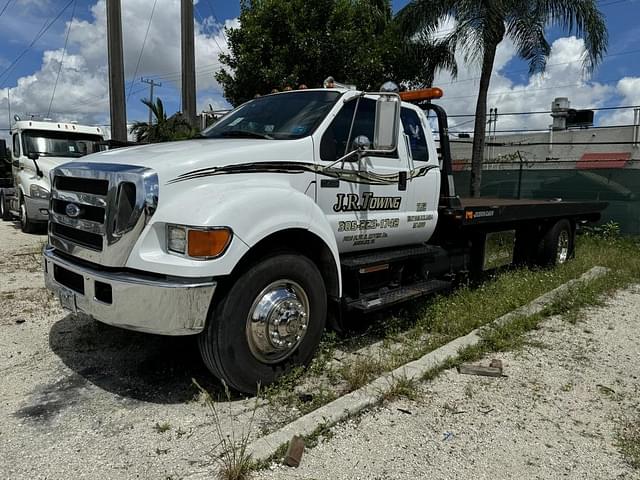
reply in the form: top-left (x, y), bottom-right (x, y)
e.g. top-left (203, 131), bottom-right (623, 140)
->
top-left (398, 0), bottom-right (607, 197)
top-left (130, 97), bottom-right (196, 143)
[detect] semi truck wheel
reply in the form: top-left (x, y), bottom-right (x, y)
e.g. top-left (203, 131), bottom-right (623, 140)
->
top-left (198, 253), bottom-right (327, 394)
top-left (0, 192), bottom-right (10, 221)
top-left (536, 219), bottom-right (574, 266)
top-left (20, 197), bottom-right (36, 233)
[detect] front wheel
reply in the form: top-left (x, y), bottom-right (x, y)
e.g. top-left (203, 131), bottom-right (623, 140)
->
top-left (20, 197), bottom-right (37, 233)
top-left (198, 253), bottom-right (327, 394)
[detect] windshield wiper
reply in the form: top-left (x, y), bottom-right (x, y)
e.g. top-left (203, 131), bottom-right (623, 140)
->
top-left (219, 130), bottom-right (274, 140)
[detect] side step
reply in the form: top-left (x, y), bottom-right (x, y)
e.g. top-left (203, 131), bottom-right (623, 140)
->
top-left (345, 279), bottom-right (452, 312)
top-left (340, 244), bottom-right (442, 271)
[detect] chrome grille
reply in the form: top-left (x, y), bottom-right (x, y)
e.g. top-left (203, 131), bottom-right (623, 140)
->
top-left (48, 162), bottom-right (159, 267)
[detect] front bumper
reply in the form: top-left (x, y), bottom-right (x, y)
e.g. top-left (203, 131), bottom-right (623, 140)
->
top-left (25, 195), bottom-right (49, 222)
top-left (43, 246), bottom-right (216, 335)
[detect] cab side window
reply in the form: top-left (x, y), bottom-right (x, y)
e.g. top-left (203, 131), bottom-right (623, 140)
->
top-left (12, 133), bottom-right (20, 159)
top-left (320, 98), bottom-right (376, 162)
top-left (400, 108), bottom-right (428, 162)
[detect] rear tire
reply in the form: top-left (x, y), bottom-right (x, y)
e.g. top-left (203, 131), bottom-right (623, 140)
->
top-left (0, 192), bottom-right (10, 221)
top-left (536, 219), bottom-right (574, 266)
top-left (198, 253), bottom-right (327, 394)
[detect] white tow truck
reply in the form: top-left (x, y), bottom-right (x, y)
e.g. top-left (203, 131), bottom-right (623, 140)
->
top-left (0, 118), bottom-right (105, 232)
top-left (43, 85), bottom-right (605, 393)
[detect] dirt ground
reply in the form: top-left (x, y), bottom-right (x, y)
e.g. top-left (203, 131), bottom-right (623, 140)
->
top-left (260, 287), bottom-right (640, 480)
top-left (0, 220), bottom-right (260, 480)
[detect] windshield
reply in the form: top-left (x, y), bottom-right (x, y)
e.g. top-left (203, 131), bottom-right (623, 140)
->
top-left (202, 90), bottom-right (341, 140)
top-left (22, 130), bottom-right (104, 158)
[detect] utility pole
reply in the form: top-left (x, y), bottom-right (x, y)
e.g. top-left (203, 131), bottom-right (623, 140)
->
top-left (141, 77), bottom-right (162, 125)
top-left (181, 0), bottom-right (196, 127)
top-left (106, 0), bottom-right (127, 141)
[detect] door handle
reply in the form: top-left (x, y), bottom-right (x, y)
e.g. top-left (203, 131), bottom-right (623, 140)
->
top-left (398, 171), bottom-right (407, 191)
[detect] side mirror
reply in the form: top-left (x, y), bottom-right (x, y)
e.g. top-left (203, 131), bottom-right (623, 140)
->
top-left (351, 135), bottom-right (371, 152)
top-left (27, 152), bottom-right (43, 178)
top-left (373, 94), bottom-right (400, 151)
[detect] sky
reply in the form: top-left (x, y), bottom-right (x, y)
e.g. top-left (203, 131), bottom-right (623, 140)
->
top-left (0, 0), bottom-right (639, 141)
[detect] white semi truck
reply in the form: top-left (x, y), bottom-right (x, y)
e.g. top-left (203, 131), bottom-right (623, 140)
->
top-left (43, 85), bottom-right (605, 393)
top-left (0, 119), bottom-right (105, 232)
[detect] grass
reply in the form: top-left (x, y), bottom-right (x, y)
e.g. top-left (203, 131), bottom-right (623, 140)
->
top-left (194, 379), bottom-right (257, 480)
top-left (153, 422), bottom-right (171, 433)
top-left (381, 374), bottom-right (420, 403)
top-left (257, 233), bottom-right (640, 440)
top-left (339, 355), bottom-right (386, 391)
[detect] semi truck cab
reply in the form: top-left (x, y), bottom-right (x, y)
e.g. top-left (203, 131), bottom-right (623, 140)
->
top-left (42, 85), bottom-right (605, 393)
top-left (0, 119), bottom-right (105, 232)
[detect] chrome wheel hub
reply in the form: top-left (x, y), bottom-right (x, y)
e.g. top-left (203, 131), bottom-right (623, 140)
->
top-left (557, 230), bottom-right (569, 264)
top-left (246, 280), bottom-right (310, 364)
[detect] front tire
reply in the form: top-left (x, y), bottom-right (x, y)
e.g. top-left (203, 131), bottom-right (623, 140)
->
top-left (198, 253), bottom-right (327, 394)
top-left (20, 197), bottom-right (36, 233)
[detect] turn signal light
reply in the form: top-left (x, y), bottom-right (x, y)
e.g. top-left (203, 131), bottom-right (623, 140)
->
top-left (187, 228), bottom-right (232, 258)
top-left (399, 87), bottom-right (444, 102)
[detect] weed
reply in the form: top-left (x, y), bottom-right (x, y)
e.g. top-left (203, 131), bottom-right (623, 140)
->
top-left (617, 420), bottom-right (640, 469)
top-left (339, 355), bottom-right (387, 391)
top-left (193, 379), bottom-right (257, 480)
top-left (464, 383), bottom-right (475, 399)
top-left (153, 422), bottom-right (171, 433)
top-left (381, 374), bottom-right (420, 403)
top-left (561, 383), bottom-right (574, 392)
top-left (255, 235), bottom-right (640, 442)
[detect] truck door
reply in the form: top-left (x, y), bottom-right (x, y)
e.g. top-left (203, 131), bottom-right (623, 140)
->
top-left (400, 105), bottom-right (440, 240)
top-left (315, 96), bottom-right (423, 253)
top-left (11, 133), bottom-right (21, 181)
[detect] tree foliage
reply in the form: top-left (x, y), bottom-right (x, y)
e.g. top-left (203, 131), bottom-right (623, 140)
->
top-left (398, 0), bottom-right (608, 196)
top-left (216, 0), bottom-right (455, 105)
top-left (129, 98), bottom-right (196, 143)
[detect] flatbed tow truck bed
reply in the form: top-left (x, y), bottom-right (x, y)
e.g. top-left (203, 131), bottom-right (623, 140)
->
top-left (441, 197), bottom-right (606, 230)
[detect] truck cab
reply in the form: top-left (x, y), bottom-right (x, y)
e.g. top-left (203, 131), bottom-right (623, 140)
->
top-left (42, 85), bottom-right (605, 393)
top-left (0, 119), bottom-right (105, 232)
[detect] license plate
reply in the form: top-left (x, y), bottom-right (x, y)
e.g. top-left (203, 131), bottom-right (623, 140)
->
top-left (58, 287), bottom-right (77, 313)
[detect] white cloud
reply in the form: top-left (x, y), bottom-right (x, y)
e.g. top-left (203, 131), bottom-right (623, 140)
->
top-left (433, 36), bottom-right (617, 133)
top-left (600, 77), bottom-right (640, 125)
top-left (2, 5), bottom-right (638, 144)
top-left (0, 0), bottom-right (232, 138)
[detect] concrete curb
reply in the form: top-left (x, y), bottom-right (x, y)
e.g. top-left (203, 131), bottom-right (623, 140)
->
top-left (247, 266), bottom-right (609, 463)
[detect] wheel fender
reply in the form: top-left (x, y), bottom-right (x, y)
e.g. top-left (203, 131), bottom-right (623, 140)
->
top-left (135, 183), bottom-right (342, 293)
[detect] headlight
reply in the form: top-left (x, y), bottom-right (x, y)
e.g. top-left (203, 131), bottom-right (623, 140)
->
top-left (167, 225), bottom-right (187, 253)
top-left (30, 184), bottom-right (49, 199)
top-left (166, 224), bottom-right (232, 259)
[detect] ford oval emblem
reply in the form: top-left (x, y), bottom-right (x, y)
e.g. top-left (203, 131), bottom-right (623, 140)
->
top-left (65, 203), bottom-right (81, 218)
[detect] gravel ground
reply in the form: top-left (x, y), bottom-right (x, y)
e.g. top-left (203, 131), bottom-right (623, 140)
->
top-left (260, 286), bottom-right (640, 480)
top-left (0, 221), bottom-right (261, 480)
top-left (2, 218), bottom-right (639, 479)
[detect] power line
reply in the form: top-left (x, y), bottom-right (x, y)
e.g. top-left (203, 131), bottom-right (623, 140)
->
top-left (447, 104), bottom-right (640, 118)
top-left (47, 0), bottom-right (76, 117)
top-left (450, 140), bottom-right (640, 146)
top-left (127, 0), bottom-right (158, 102)
top-left (193, 2), bottom-right (225, 58)
top-left (449, 123), bottom-right (640, 135)
top-left (435, 47), bottom-right (640, 89)
top-left (0, 0), bottom-right (13, 18)
top-left (0, 0), bottom-right (74, 85)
